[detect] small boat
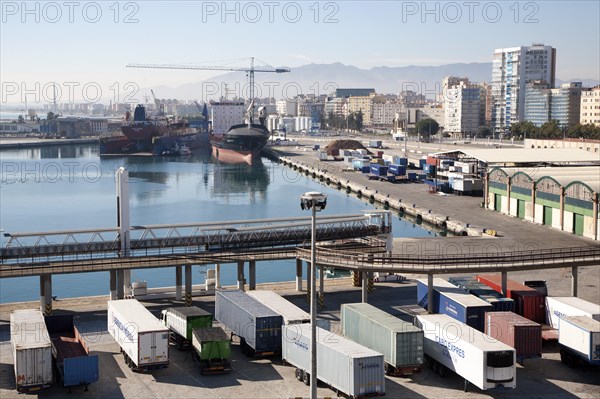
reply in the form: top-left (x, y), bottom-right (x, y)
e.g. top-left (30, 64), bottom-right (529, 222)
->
top-left (179, 145), bottom-right (191, 156)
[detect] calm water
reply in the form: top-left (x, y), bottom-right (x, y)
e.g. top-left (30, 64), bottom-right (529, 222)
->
top-left (0, 144), bottom-right (436, 303)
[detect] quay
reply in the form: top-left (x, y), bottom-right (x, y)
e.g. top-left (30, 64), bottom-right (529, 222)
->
top-left (0, 137), bottom-right (98, 149)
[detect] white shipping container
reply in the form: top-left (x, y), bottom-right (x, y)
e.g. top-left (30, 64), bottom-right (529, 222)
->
top-left (107, 299), bottom-right (169, 368)
top-left (558, 316), bottom-right (600, 365)
top-left (247, 290), bottom-right (329, 329)
top-left (546, 297), bottom-right (600, 329)
top-left (282, 324), bottom-right (385, 397)
top-left (415, 314), bottom-right (516, 391)
top-left (10, 310), bottom-right (52, 392)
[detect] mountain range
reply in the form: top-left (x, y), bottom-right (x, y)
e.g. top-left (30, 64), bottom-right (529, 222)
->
top-left (142, 62), bottom-right (599, 101)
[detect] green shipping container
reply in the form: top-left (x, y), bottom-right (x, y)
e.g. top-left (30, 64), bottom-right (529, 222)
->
top-left (165, 307), bottom-right (212, 341)
top-left (192, 327), bottom-right (231, 373)
top-left (341, 303), bottom-right (424, 375)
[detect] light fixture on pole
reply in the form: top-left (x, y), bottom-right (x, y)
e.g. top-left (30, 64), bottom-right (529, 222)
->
top-left (299, 191), bottom-right (327, 399)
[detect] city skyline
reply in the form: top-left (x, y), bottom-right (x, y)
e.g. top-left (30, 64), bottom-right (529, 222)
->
top-left (1, 0), bottom-right (599, 106)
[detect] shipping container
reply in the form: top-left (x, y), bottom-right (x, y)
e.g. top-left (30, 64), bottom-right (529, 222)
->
top-left (398, 157), bottom-right (408, 166)
top-left (45, 315), bottom-right (99, 388)
top-left (419, 158), bottom-right (427, 169)
top-left (426, 156), bottom-right (437, 166)
top-left (448, 276), bottom-right (515, 312)
top-left (369, 140), bottom-right (383, 148)
top-left (282, 324), bottom-right (385, 397)
top-left (160, 306), bottom-right (212, 349)
top-left (417, 278), bottom-right (493, 331)
top-left (247, 290), bottom-right (329, 329)
top-left (10, 309), bottom-right (52, 393)
top-left (361, 166), bottom-right (371, 173)
top-left (558, 316), bottom-right (600, 366)
top-left (192, 327), bottom-right (231, 374)
top-left (485, 312), bottom-right (541, 361)
top-left (215, 290), bottom-right (283, 356)
top-left (370, 164), bottom-right (388, 176)
top-left (341, 303), bottom-right (423, 376)
top-left (408, 172), bottom-right (417, 181)
top-left (389, 164), bottom-right (407, 176)
top-left (477, 275), bottom-right (546, 323)
top-left (545, 297), bottom-right (600, 329)
top-left (107, 299), bottom-right (169, 371)
top-left (416, 314), bottom-right (516, 392)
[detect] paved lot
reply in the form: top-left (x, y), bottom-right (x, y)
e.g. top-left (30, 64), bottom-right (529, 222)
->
top-left (1, 276), bottom-right (599, 399)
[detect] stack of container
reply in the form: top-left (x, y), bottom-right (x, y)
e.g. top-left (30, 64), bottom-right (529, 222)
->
top-left (448, 276), bottom-right (515, 312)
top-left (485, 311), bottom-right (542, 362)
top-left (341, 303), bottom-right (424, 376)
top-left (545, 297), bottom-right (600, 329)
top-left (416, 278), bottom-right (493, 331)
top-left (477, 275), bottom-right (546, 323)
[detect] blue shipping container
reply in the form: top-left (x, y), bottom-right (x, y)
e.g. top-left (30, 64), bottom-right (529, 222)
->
top-left (407, 172), bottom-right (417, 180)
top-left (416, 278), bottom-right (493, 332)
top-left (419, 159), bottom-right (426, 169)
top-left (398, 158), bottom-right (408, 166)
top-left (448, 277), bottom-right (515, 312)
top-left (388, 164), bottom-right (406, 176)
top-left (361, 166), bottom-right (371, 173)
top-left (370, 164), bottom-right (388, 176)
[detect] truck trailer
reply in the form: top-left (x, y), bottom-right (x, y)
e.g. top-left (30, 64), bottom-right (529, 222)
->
top-left (558, 316), bottom-right (600, 367)
top-left (192, 327), bottom-right (232, 374)
top-left (10, 309), bottom-right (53, 393)
top-left (282, 324), bottom-right (385, 398)
top-left (107, 299), bottom-right (169, 371)
top-left (160, 306), bottom-right (212, 349)
top-left (45, 314), bottom-right (99, 390)
top-left (215, 290), bottom-right (283, 357)
top-left (246, 290), bottom-right (330, 329)
top-left (545, 297), bottom-right (600, 329)
top-left (415, 314), bottom-right (516, 392)
top-left (341, 303), bottom-right (424, 376)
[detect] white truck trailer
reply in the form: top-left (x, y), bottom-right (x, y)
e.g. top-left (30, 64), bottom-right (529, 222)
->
top-left (558, 316), bottom-right (600, 367)
top-left (415, 314), bottom-right (516, 392)
top-left (107, 299), bottom-right (169, 371)
top-left (10, 309), bottom-right (53, 393)
top-left (282, 324), bottom-right (385, 398)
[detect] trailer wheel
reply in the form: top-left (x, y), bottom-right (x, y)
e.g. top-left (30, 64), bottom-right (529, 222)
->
top-left (240, 338), bottom-right (247, 355)
top-left (424, 355), bottom-right (433, 369)
top-left (175, 336), bottom-right (183, 351)
top-left (438, 364), bottom-right (447, 378)
top-left (385, 364), bottom-right (395, 376)
top-left (302, 370), bottom-right (310, 386)
top-left (432, 360), bottom-right (439, 374)
top-left (295, 368), bottom-right (302, 381)
top-left (560, 349), bottom-right (568, 364)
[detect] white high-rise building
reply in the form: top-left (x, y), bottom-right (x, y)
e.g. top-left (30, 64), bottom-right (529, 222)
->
top-left (210, 101), bottom-right (245, 135)
top-left (444, 80), bottom-right (482, 137)
top-left (491, 44), bottom-right (556, 133)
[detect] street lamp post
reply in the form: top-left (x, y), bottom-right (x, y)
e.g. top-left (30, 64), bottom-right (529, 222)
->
top-left (300, 191), bottom-right (327, 399)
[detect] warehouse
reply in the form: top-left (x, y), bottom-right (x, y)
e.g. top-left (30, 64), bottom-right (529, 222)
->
top-left (486, 166), bottom-right (599, 240)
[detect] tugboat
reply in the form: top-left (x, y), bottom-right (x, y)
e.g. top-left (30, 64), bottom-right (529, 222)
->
top-left (211, 101), bottom-right (270, 164)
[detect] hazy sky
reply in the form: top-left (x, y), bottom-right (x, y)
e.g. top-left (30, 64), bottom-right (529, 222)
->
top-left (1, 0), bottom-right (599, 104)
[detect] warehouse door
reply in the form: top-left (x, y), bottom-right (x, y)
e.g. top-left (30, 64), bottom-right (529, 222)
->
top-left (517, 200), bottom-right (526, 219)
top-left (573, 213), bottom-right (584, 236)
top-left (543, 206), bottom-right (553, 226)
top-left (494, 194), bottom-right (502, 211)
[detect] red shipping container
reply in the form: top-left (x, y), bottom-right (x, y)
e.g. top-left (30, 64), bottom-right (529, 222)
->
top-left (426, 156), bottom-right (437, 166)
top-left (377, 151), bottom-right (384, 158)
top-left (477, 275), bottom-right (546, 323)
top-left (485, 311), bottom-right (542, 359)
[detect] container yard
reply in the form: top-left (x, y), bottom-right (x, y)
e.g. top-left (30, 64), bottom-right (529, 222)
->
top-left (341, 303), bottom-right (424, 376)
top-left (107, 299), bottom-right (170, 371)
top-left (282, 324), bottom-right (386, 398)
top-left (416, 278), bottom-right (493, 331)
top-left (9, 309), bottom-right (53, 393)
top-left (215, 290), bottom-right (283, 357)
top-left (44, 314), bottom-right (99, 389)
top-left (416, 314), bottom-right (517, 392)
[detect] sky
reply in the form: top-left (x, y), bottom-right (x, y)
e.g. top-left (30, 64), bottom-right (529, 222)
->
top-left (1, 0), bottom-right (599, 105)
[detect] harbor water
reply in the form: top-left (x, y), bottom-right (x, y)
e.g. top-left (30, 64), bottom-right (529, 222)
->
top-left (0, 144), bottom-right (436, 303)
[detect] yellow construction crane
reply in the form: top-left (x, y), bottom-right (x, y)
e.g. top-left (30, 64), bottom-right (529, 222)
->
top-left (127, 57), bottom-right (290, 101)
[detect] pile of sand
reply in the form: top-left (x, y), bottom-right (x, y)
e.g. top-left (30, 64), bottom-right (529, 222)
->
top-left (324, 139), bottom-right (371, 156)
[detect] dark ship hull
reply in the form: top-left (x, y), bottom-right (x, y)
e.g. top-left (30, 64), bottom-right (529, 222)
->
top-left (211, 123), bottom-right (270, 164)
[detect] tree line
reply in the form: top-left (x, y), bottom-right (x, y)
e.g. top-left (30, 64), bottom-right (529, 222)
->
top-left (324, 110), bottom-right (364, 132)
top-left (510, 120), bottom-right (600, 140)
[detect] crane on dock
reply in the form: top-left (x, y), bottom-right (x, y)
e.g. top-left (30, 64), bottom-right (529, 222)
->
top-left (127, 57), bottom-right (290, 101)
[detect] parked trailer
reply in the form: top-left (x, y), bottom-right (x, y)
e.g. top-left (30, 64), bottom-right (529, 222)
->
top-left (484, 312), bottom-right (542, 362)
top-left (477, 274), bottom-right (546, 323)
top-left (417, 278), bottom-right (493, 332)
top-left (215, 290), bottom-right (283, 357)
top-left (415, 314), bottom-right (516, 392)
top-left (160, 306), bottom-right (212, 350)
top-left (282, 324), bottom-right (385, 398)
top-left (247, 290), bottom-right (330, 329)
top-left (558, 316), bottom-right (600, 367)
top-left (545, 297), bottom-right (600, 329)
top-left (10, 309), bottom-right (52, 393)
top-left (192, 327), bottom-right (231, 374)
top-left (107, 299), bottom-right (169, 371)
top-left (44, 315), bottom-right (99, 389)
top-left (341, 303), bottom-right (424, 376)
